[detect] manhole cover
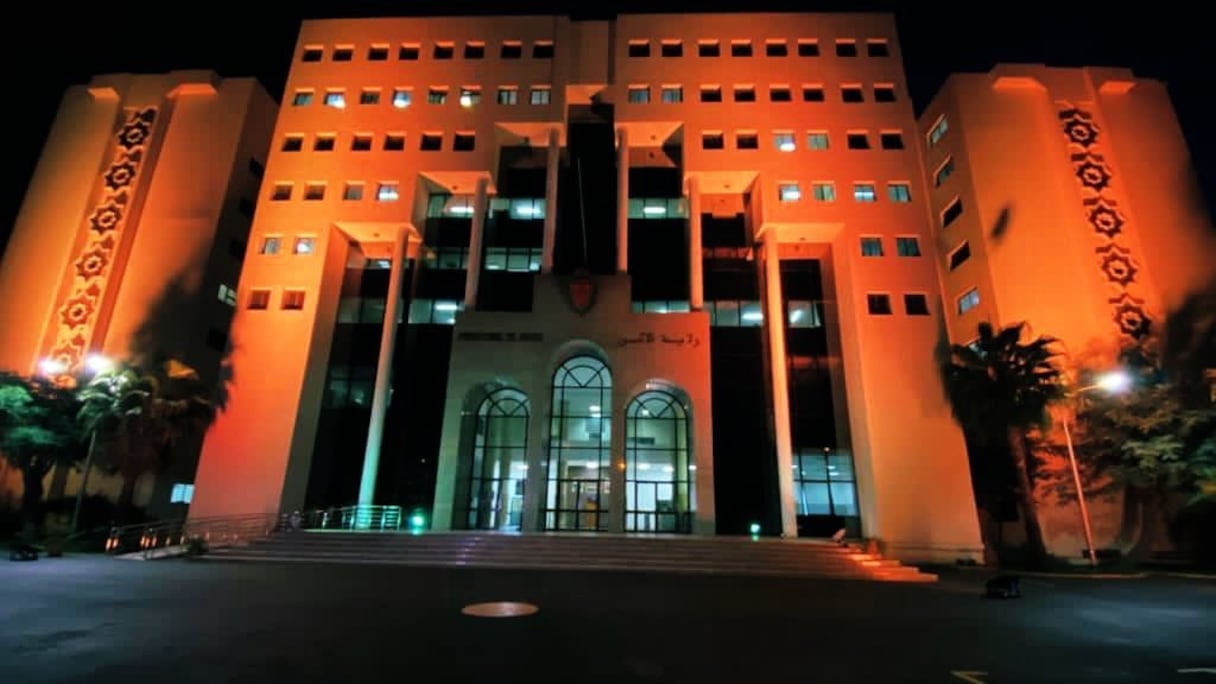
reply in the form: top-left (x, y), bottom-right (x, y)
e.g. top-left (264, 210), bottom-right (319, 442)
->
top-left (461, 602), bottom-right (539, 618)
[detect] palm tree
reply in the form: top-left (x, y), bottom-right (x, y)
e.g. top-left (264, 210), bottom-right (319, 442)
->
top-left (942, 321), bottom-right (1065, 566)
top-left (77, 359), bottom-right (216, 515)
top-left (0, 372), bottom-right (82, 534)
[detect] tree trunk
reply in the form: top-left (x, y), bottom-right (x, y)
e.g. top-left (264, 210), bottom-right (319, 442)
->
top-left (117, 474), bottom-right (139, 523)
top-left (48, 463), bottom-right (70, 500)
top-left (1126, 488), bottom-right (1169, 562)
top-left (1008, 429), bottom-right (1047, 568)
top-left (20, 465), bottom-right (48, 538)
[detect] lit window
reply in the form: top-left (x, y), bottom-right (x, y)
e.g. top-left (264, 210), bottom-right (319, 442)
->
top-left (428, 88), bottom-right (448, 105)
top-left (896, 237), bottom-right (920, 257)
top-left (807, 132), bottom-right (829, 150)
top-left (812, 183), bottom-right (835, 202)
top-left (853, 184), bottom-right (877, 202)
top-left (343, 183), bottom-right (364, 200)
top-left (259, 236), bottom-right (281, 255)
top-left (458, 87), bottom-right (480, 107)
top-left (294, 237), bottom-right (315, 255)
top-left (377, 183), bottom-right (400, 202)
top-left (787, 300), bottom-right (823, 328)
top-left (774, 132), bottom-right (796, 152)
top-left (866, 293), bottom-right (892, 315)
top-left (934, 157), bottom-right (955, 186)
top-left (217, 284), bottom-right (238, 306)
top-left (778, 183), bottom-right (801, 202)
top-left (860, 237), bottom-right (883, 257)
top-left (291, 90), bottom-right (313, 106)
top-left (628, 86), bottom-right (650, 104)
top-left (497, 87), bottom-right (518, 105)
top-left (392, 89), bottom-right (412, 108)
top-left (169, 483), bottom-right (194, 504)
top-left (530, 87), bottom-right (551, 105)
top-left (661, 86), bottom-right (683, 103)
top-left (888, 183), bottom-right (912, 203)
top-left (957, 287), bottom-right (980, 315)
top-left (324, 91), bottom-right (346, 108)
top-left (928, 116), bottom-right (949, 146)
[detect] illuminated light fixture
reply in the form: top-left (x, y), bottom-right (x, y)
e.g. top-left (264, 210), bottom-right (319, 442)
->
top-left (588, 404), bottom-right (601, 413)
top-left (790, 309), bottom-right (805, 323)
top-left (689, 464), bottom-right (697, 471)
top-left (38, 358), bottom-right (67, 376)
top-left (741, 310), bottom-right (763, 322)
top-left (392, 92), bottom-right (410, 108)
top-left (748, 522), bottom-right (762, 536)
top-left (640, 408), bottom-right (650, 417)
top-left (85, 354), bottom-right (113, 373)
top-left (780, 187), bottom-right (802, 201)
top-left (448, 205), bottom-right (475, 216)
top-left (662, 465), bottom-right (674, 473)
top-left (514, 205), bottom-right (540, 217)
top-left (778, 140), bottom-right (796, 152)
top-left (434, 302), bottom-right (459, 312)
top-left (638, 463), bottom-right (651, 470)
top-left (1095, 369), bottom-right (1132, 394)
top-left (642, 205), bottom-right (667, 216)
top-left (459, 93), bottom-right (474, 107)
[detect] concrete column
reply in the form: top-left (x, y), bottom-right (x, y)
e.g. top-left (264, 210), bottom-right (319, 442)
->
top-left (356, 226), bottom-right (410, 507)
top-left (687, 175), bottom-right (704, 310)
top-left (762, 233), bottom-right (798, 537)
top-left (616, 127), bottom-right (629, 273)
top-left (608, 386), bottom-right (627, 533)
top-left (541, 128), bottom-right (560, 273)
top-left (463, 176), bottom-right (490, 309)
top-left (520, 380), bottom-right (549, 532)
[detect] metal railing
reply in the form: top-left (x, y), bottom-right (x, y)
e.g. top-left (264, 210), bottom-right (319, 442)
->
top-left (299, 505), bottom-right (403, 531)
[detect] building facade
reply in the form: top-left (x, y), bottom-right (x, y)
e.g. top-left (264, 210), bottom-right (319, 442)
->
top-left (919, 65), bottom-right (1216, 556)
top-left (185, 12), bottom-right (985, 562)
top-left (0, 71), bottom-right (276, 513)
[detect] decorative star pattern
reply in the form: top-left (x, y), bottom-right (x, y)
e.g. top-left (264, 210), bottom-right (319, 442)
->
top-left (1084, 197), bottom-right (1124, 238)
top-left (1073, 154), bottom-right (1113, 192)
top-left (1109, 293), bottom-right (1153, 340)
top-left (1095, 243), bottom-right (1137, 287)
top-left (1059, 109), bottom-right (1100, 148)
top-left (43, 107), bottom-right (158, 376)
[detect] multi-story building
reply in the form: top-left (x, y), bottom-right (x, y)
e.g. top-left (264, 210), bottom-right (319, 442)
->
top-left (188, 12), bottom-right (984, 562)
top-left (0, 71), bottom-right (276, 512)
top-left (919, 64), bottom-right (1216, 555)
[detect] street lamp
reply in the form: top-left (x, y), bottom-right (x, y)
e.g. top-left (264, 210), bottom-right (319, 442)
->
top-left (1060, 369), bottom-right (1132, 567)
top-left (71, 355), bottom-right (113, 533)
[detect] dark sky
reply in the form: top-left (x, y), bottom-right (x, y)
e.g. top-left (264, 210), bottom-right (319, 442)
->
top-left (1, 2), bottom-right (1203, 250)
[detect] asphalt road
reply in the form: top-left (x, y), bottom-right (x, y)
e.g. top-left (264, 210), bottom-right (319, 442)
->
top-left (1, 556), bottom-right (1214, 683)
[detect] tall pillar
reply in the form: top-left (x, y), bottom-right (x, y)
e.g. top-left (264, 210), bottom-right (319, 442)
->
top-left (616, 127), bottom-right (629, 273)
top-left (463, 176), bottom-right (490, 308)
top-left (763, 233), bottom-right (798, 537)
top-left (687, 175), bottom-right (704, 309)
top-left (541, 128), bottom-right (560, 273)
top-left (357, 226), bottom-right (411, 507)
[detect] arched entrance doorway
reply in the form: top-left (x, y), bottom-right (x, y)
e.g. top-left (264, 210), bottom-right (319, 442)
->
top-left (464, 387), bottom-right (529, 530)
top-left (544, 355), bottom-right (612, 531)
top-left (624, 389), bottom-right (693, 533)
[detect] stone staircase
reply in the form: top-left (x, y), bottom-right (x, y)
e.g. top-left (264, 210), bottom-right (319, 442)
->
top-left (207, 532), bottom-right (936, 582)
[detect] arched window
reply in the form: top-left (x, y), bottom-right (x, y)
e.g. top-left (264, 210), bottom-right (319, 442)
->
top-left (544, 356), bottom-right (612, 531)
top-left (624, 390), bottom-right (693, 533)
top-left (462, 388), bottom-right (529, 530)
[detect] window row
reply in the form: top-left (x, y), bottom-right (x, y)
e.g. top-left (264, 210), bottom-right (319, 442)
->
top-left (257, 235), bottom-right (315, 256)
top-left (292, 85), bottom-right (551, 109)
top-left (629, 83), bottom-right (896, 104)
top-left (775, 181), bottom-right (912, 204)
top-left (859, 236), bottom-right (921, 258)
top-left (247, 288), bottom-right (307, 311)
top-left (302, 41), bottom-right (554, 63)
top-left (626, 37), bottom-right (889, 58)
top-left (283, 130), bottom-right (477, 154)
top-left (865, 293), bottom-right (931, 316)
top-left (427, 195), bottom-right (547, 219)
top-left (270, 181), bottom-right (399, 203)
top-left (425, 246), bottom-right (543, 272)
top-left (701, 130), bottom-right (904, 151)
top-left (703, 300), bottom-right (824, 328)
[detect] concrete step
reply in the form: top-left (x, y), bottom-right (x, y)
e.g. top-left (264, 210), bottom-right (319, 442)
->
top-left (206, 532), bottom-right (936, 582)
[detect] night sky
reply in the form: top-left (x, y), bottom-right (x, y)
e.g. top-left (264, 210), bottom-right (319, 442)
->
top-left (1, 2), bottom-right (1203, 252)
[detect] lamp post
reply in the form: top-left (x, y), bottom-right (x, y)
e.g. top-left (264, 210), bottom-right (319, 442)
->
top-left (1061, 369), bottom-right (1131, 567)
top-left (69, 354), bottom-right (113, 534)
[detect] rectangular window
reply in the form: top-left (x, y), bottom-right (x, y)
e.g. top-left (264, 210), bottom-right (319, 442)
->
top-left (458, 87), bottom-right (481, 107)
top-left (399, 43), bottom-right (420, 60)
top-left (533, 40), bottom-right (554, 58)
top-left (464, 41), bottom-right (485, 59)
top-left (282, 290), bottom-right (306, 311)
top-left (730, 40), bottom-right (752, 57)
top-left (303, 183), bottom-right (325, 201)
top-left (343, 183), bottom-right (364, 201)
top-left (880, 132), bottom-right (904, 150)
top-left (301, 46), bottom-right (323, 62)
top-left (314, 135), bottom-right (335, 151)
top-left (661, 86), bottom-right (683, 103)
top-left (770, 85), bottom-right (792, 102)
top-left (866, 293), bottom-right (892, 315)
top-left (774, 132), bottom-right (796, 152)
top-left (887, 183), bottom-right (912, 203)
top-left (928, 115), bottom-right (949, 146)
top-left (384, 134), bottom-right (405, 151)
top-left (660, 40), bottom-right (682, 57)
top-left (787, 300), bottom-right (823, 328)
top-left (359, 89), bottom-right (380, 105)
top-left (368, 44), bottom-right (389, 61)
top-left (807, 132), bottom-right (829, 150)
top-left (248, 289), bottom-right (271, 310)
top-left (957, 287), bottom-right (980, 315)
top-left (392, 88), bottom-right (412, 108)
top-left (377, 183), bottom-right (399, 202)
top-left (812, 183), bottom-right (835, 202)
top-left (281, 135), bottom-right (303, 152)
top-left (698, 40), bottom-right (720, 57)
top-left (294, 236), bottom-right (315, 254)
top-left (332, 46), bottom-right (353, 62)
top-left (765, 40), bottom-right (788, 57)
top-left (259, 236), bottom-right (281, 255)
top-left (530, 87), bottom-right (551, 105)
top-left (702, 132), bottom-right (725, 150)
top-left (291, 90), bottom-right (313, 106)
top-left (351, 135), bottom-right (373, 151)
top-left (948, 241), bottom-right (971, 270)
top-left (271, 183), bottom-right (292, 201)
top-left (797, 39), bottom-right (819, 56)
top-left (420, 133), bottom-right (443, 151)
top-left (841, 86), bottom-right (863, 103)
top-left (847, 132), bottom-right (870, 150)
top-left (497, 87), bottom-right (518, 105)
top-left (853, 184), bottom-right (877, 203)
top-left (778, 182), bottom-right (801, 202)
top-left (860, 237), bottom-right (883, 257)
top-left (835, 40), bottom-right (858, 57)
top-left (904, 293), bottom-right (930, 316)
top-left (428, 87), bottom-right (448, 105)
top-left (501, 41), bottom-right (522, 59)
top-left (628, 85), bottom-right (650, 104)
top-left (934, 157), bottom-right (955, 186)
top-left (733, 85), bottom-right (756, 102)
top-left (453, 133), bottom-right (475, 151)
top-left (217, 284), bottom-right (238, 306)
top-left (170, 483), bottom-right (195, 504)
top-left (802, 85), bottom-right (825, 102)
top-left (700, 86), bottom-right (722, 103)
top-left (628, 40), bottom-right (650, 57)
top-left (433, 42), bottom-right (454, 59)
top-left (324, 91), bottom-right (346, 108)
top-left (736, 132), bottom-right (759, 150)
top-left (874, 85), bottom-right (897, 102)
top-left (942, 198), bottom-right (964, 227)
top-left (866, 40), bottom-right (890, 57)
top-left (896, 236), bottom-right (921, 257)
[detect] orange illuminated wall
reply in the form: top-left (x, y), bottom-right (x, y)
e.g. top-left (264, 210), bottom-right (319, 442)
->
top-left (0, 71), bottom-right (275, 510)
